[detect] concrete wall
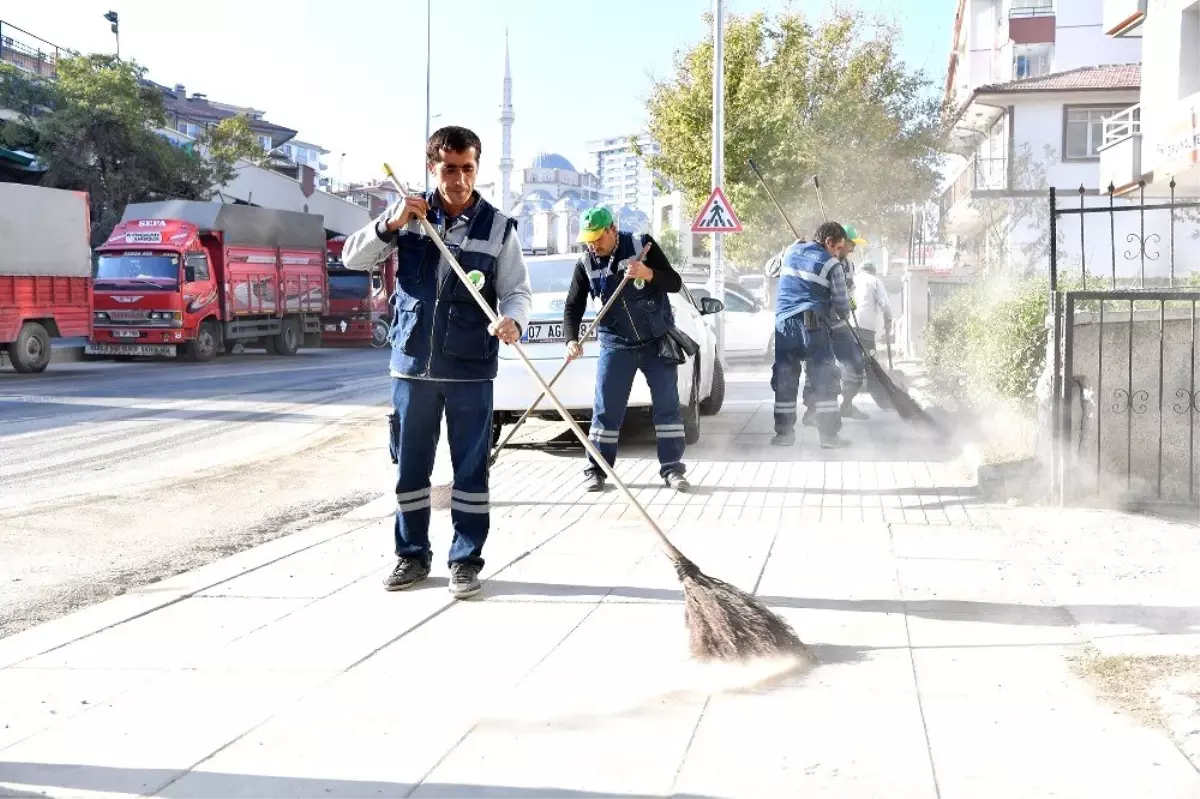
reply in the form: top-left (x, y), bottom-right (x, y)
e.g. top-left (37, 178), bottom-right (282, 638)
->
top-left (1053, 304), bottom-right (1200, 504)
top-left (1054, 0), bottom-right (1144, 67)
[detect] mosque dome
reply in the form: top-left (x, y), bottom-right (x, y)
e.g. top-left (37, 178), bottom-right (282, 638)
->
top-left (531, 152), bottom-right (576, 172)
top-left (552, 194), bottom-right (587, 214)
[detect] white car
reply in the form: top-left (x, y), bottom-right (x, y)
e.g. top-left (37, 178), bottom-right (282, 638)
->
top-left (492, 254), bottom-right (727, 447)
top-left (685, 282), bottom-right (775, 360)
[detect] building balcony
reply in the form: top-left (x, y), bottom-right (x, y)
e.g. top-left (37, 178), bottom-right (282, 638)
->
top-left (1008, 5), bottom-right (1055, 46)
top-left (939, 156), bottom-right (1010, 235)
top-left (1104, 0), bottom-right (1146, 37)
top-left (1098, 104), bottom-right (1143, 196)
top-left (0, 20), bottom-right (69, 80)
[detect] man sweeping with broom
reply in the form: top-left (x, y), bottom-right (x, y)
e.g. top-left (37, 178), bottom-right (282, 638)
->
top-left (340, 125), bottom-right (531, 600)
top-left (771, 221), bottom-right (853, 449)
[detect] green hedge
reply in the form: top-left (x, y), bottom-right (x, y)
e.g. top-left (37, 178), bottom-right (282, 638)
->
top-left (923, 275), bottom-right (1052, 413)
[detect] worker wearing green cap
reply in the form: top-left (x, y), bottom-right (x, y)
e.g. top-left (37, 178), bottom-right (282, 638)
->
top-left (801, 223), bottom-right (869, 424)
top-left (562, 206), bottom-right (691, 493)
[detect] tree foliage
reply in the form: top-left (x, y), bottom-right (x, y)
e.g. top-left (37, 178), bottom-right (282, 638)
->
top-left (643, 8), bottom-right (944, 270)
top-left (0, 54), bottom-right (262, 246)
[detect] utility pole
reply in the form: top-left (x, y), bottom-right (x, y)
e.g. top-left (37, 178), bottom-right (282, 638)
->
top-left (710, 0), bottom-right (725, 362)
top-left (424, 0), bottom-right (432, 194)
top-left (103, 11), bottom-right (119, 59)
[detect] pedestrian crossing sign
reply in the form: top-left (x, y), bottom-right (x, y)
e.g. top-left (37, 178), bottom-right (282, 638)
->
top-left (691, 186), bottom-right (743, 233)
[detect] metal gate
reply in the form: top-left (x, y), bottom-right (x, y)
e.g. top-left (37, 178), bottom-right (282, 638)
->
top-left (1049, 181), bottom-right (1200, 510)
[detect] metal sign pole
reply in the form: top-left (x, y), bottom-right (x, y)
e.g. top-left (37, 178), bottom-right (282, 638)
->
top-left (711, 0), bottom-right (725, 363)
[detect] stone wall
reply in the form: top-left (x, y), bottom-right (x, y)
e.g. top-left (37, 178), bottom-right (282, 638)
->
top-left (1046, 303), bottom-right (1200, 506)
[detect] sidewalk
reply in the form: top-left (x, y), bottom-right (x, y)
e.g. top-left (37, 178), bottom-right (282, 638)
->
top-left (3, 365), bottom-right (1200, 798)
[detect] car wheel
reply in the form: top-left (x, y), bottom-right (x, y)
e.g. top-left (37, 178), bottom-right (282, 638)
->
top-left (700, 357), bottom-right (725, 416)
top-left (682, 359), bottom-right (701, 445)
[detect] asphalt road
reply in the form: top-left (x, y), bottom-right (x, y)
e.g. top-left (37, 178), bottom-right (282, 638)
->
top-left (0, 348), bottom-right (400, 639)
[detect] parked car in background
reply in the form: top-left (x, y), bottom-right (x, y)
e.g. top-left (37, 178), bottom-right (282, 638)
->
top-left (737, 274), bottom-right (767, 306)
top-left (493, 254), bottom-right (727, 448)
top-left (685, 281), bottom-right (774, 360)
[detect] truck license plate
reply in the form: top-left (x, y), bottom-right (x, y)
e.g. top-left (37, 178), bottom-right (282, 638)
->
top-left (85, 343), bottom-right (177, 357)
top-left (113, 329), bottom-right (141, 338)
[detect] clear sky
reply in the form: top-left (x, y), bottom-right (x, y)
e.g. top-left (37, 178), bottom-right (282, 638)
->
top-left (7, 0), bottom-right (955, 191)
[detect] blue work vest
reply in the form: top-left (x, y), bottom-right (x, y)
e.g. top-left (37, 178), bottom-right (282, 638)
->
top-left (387, 193), bottom-right (516, 380)
top-left (584, 231), bottom-right (674, 349)
top-left (774, 240), bottom-right (842, 323)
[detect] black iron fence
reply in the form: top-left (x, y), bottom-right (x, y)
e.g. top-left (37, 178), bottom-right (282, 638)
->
top-left (1049, 180), bottom-right (1200, 510)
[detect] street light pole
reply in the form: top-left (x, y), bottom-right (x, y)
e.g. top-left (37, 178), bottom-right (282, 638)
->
top-left (710, 0), bottom-right (725, 363)
top-left (424, 0), bottom-right (431, 195)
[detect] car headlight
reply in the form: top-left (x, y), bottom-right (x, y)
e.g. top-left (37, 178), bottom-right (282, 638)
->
top-left (149, 311), bottom-right (181, 320)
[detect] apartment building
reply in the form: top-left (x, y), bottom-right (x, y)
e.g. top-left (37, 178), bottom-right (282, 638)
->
top-left (586, 133), bottom-right (662, 217)
top-left (1099, 0), bottom-right (1200, 200)
top-left (937, 0), bottom-right (1167, 277)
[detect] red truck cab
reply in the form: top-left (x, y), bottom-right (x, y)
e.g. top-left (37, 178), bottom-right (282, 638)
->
top-left (321, 235), bottom-right (395, 347)
top-left (88, 201), bottom-right (328, 361)
top-left (0, 183), bottom-right (93, 373)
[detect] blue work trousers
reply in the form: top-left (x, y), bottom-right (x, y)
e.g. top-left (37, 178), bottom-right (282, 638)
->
top-left (586, 341), bottom-right (687, 479)
top-left (390, 377), bottom-right (492, 570)
top-left (772, 314), bottom-right (842, 439)
top-left (803, 321), bottom-right (865, 408)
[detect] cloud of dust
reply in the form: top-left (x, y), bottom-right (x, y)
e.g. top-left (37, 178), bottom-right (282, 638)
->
top-left (475, 653), bottom-right (812, 729)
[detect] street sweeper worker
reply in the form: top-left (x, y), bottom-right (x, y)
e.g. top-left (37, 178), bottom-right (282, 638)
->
top-left (770, 221), bottom-right (853, 449)
top-left (562, 206), bottom-right (691, 494)
top-left (340, 125), bottom-right (532, 600)
top-left (853, 261), bottom-right (894, 410)
top-left (800, 223), bottom-right (869, 425)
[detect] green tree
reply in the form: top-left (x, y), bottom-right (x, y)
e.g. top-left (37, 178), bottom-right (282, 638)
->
top-left (0, 54), bottom-right (255, 246)
top-left (656, 226), bottom-right (686, 267)
top-left (643, 8), bottom-right (944, 268)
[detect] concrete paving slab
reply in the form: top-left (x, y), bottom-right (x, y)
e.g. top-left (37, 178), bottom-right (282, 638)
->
top-left (0, 669), bottom-right (331, 798)
top-left (921, 690), bottom-right (1200, 798)
top-left (15, 596), bottom-right (309, 670)
top-left (912, 644), bottom-right (1090, 696)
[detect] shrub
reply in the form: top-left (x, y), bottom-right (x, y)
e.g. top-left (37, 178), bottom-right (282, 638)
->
top-left (923, 274), bottom-right (1052, 413)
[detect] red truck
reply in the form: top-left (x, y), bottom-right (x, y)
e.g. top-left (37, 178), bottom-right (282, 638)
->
top-left (0, 183), bottom-right (94, 374)
top-left (87, 201), bottom-right (328, 361)
top-left (321, 235), bottom-right (395, 348)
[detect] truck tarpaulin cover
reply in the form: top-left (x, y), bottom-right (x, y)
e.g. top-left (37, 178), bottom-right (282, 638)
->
top-left (118, 201), bottom-right (326, 251)
top-left (0, 183), bottom-right (92, 278)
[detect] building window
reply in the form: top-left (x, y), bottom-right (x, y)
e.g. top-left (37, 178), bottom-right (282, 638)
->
top-left (1065, 106), bottom-right (1129, 159)
top-left (1013, 43), bottom-right (1053, 79)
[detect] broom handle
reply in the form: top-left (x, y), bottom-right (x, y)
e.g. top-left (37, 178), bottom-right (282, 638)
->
top-left (383, 168), bottom-right (684, 562)
top-left (490, 244), bottom-right (649, 462)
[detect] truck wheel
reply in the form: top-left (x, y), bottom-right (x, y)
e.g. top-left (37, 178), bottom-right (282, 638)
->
top-left (7, 322), bottom-right (51, 374)
top-left (271, 318), bottom-right (300, 356)
top-left (188, 320), bottom-right (218, 362)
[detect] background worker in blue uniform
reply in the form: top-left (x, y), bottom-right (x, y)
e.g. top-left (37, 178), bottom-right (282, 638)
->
top-left (801, 223), bottom-right (870, 425)
top-left (341, 125), bottom-right (532, 600)
top-left (562, 207), bottom-right (691, 494)
top-left (770, 221), bottom-right (854, 449)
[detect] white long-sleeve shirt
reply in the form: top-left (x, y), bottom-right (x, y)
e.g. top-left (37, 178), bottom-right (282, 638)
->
top-left (853, 270), bottom-right (892, 333)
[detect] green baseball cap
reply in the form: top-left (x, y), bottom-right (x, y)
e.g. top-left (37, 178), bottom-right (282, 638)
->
top-left (578, 206), bottom-right (614, 243)
top-left (843, 224), bottom-right (867, 246)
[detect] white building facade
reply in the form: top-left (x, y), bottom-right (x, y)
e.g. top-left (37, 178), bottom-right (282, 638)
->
top-left (1099, 0), bottom-right (1200, 200)
top-left (938, 0), bottom-right (1200, 285)
top-left (587, 133), bottom-right (662, 217)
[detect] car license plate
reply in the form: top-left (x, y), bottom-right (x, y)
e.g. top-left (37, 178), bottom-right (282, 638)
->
top-left (113, 329), bottom-right (141, 338)
top-left (85, 343), bottom-right (177, 357)
top-left (520, 321), bottom-right (591, 344)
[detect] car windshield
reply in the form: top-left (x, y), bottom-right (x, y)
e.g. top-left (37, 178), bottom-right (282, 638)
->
top-left (328, 271), bottom-right (370, 300)
top-left (94, 254), bottom-right (180, 289)
top-left (526, 257), bottom-right (579, 294)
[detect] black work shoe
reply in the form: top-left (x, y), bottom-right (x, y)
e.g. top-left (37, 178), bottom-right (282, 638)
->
top-left (584, 472), bottom-right (605, 492)
top-left (448, 563), bottom-right (482, 599)
top-left (665, 472), bottom-right (691, 492)
top-left (771, 432), bottom-right (796, 447)
top-left (383, 557), bottom-right (430, 591)
top-left (820, 435), bottom-right (853, 449)
top-left (841, 403), bottom-right (870, 420)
